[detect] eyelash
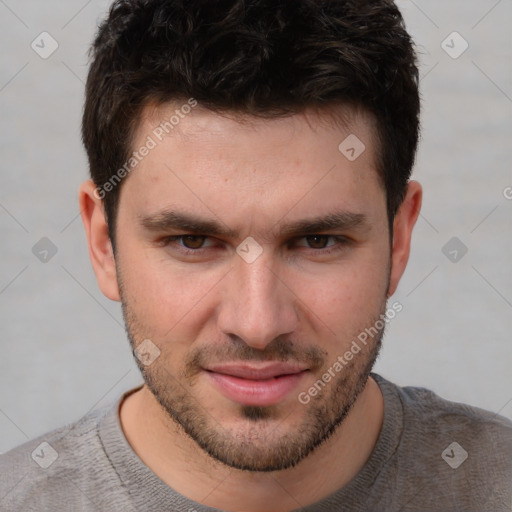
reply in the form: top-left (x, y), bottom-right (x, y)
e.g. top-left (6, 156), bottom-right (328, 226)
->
top-left (161, 235), bottom-right (350, 256)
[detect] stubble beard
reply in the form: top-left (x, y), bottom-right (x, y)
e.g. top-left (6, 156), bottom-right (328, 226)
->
top-left (120, 292), bottom-right (386, 473)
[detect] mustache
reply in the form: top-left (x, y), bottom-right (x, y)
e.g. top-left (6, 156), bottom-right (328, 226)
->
top-left (182, 336), bottom-right (327, 379)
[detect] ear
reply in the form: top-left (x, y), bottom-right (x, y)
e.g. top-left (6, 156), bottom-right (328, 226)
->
top-left (387, 180), bottom-right (422, 297)
top-left (79, 180), bottom-right (121, 301)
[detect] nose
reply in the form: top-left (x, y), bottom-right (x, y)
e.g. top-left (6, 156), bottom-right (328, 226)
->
top-left (217, 250), bottom-right (299, 350)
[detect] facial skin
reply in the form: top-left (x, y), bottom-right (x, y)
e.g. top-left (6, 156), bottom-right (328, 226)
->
top-left (80, 103), bottom-right (421, 511)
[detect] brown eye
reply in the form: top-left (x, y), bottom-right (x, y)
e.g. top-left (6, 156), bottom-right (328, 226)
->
top-left (181, 235), bottom-right (206, 249)
top-left (305, 235), bottom-right (330, 249)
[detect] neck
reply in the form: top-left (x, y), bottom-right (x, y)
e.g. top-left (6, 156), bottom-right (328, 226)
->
top-left (119, 376), bottom-right (384, 512)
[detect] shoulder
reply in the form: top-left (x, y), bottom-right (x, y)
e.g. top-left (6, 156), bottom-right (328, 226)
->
top-left (373, 374), bottom-right (512, 510)
top-left (397, 379), bottom-right (512, 443)
top-left (0, 402), bottom-right (130, 512)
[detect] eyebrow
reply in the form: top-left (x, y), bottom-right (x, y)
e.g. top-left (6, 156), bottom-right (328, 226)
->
top-left (139, 209), bottom-right (369, 239)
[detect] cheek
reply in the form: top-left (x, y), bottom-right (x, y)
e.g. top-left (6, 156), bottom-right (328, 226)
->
top-left (119, 248), bottom-right (224, 336)
top-left (289, 253), bottom-right (389, 340)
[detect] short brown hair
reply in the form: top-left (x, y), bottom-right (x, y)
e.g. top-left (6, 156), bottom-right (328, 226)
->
top-left (82, 0), bottom-right (420, 248)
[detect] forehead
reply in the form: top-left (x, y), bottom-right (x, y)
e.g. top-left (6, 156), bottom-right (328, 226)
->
top-left (131, 101), bottom-right (381, 179)
top-left (120, 101), bottom-right (386, 230)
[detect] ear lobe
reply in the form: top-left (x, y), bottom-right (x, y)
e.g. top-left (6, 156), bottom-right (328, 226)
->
top-left (387, 180), bottom-right (422, 297)
top-left (79, 180), bottom-right (121, 301)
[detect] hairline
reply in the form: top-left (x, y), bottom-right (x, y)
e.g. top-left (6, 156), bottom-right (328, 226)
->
top-left (107, 100), bottom-right (391, 253)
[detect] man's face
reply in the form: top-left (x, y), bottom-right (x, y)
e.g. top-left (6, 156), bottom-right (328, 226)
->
top-left (114, 104), bottom-right (392, 471)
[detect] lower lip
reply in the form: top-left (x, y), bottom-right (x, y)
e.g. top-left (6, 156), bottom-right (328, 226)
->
top-left (205, 370), bottom-right (308, 407)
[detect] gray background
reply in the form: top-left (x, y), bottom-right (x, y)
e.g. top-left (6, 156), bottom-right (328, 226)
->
top-left (1, 0), bottom-right (511, 454)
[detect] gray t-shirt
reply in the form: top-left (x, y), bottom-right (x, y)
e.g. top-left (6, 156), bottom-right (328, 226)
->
top-left (1, 373), bottom-right (511, 511)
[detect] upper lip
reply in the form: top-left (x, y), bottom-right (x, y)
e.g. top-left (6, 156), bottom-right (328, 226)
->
top-left (204, 363), bottom-right (309, 380)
